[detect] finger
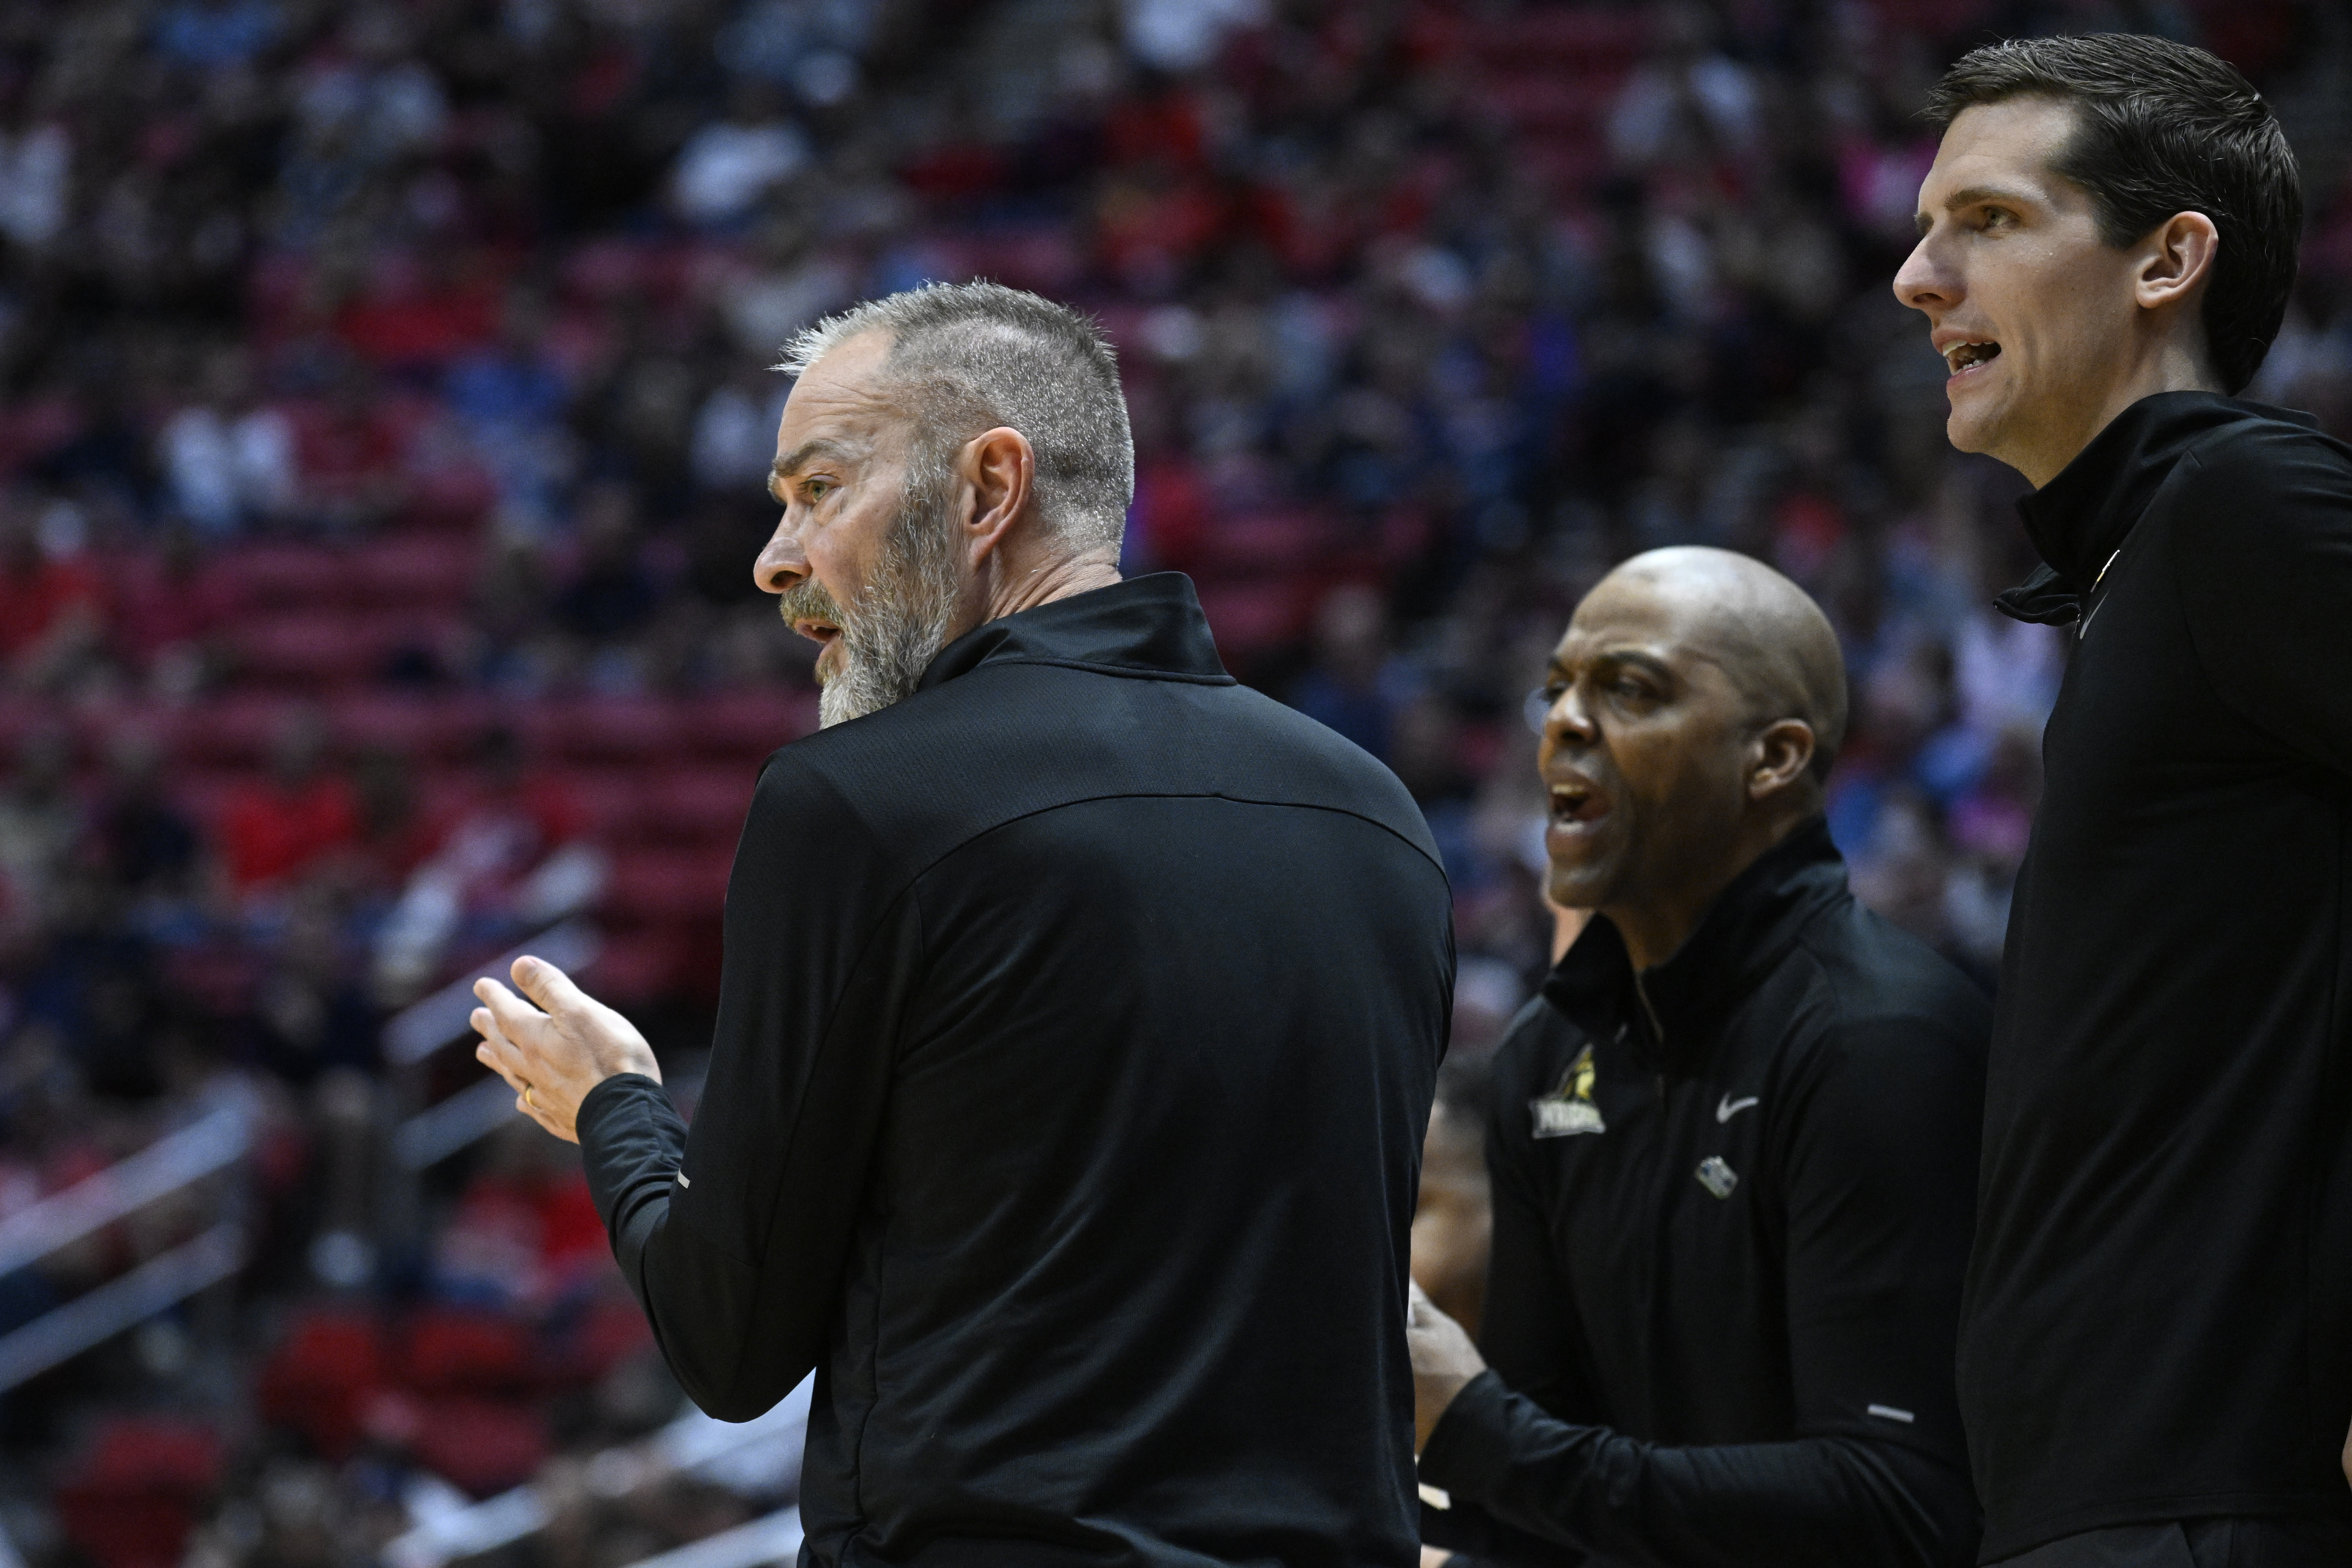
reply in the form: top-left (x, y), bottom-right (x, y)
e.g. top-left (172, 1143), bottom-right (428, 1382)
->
top-left (510, 955), bottom-right (586, 1014)
top-left (475, 1033), bottom-right (530, 1095)
top-left (473, 1009), bottom-right (537, 1085)
top-left (475, 975), bottom-right (547, 1025)
top-left (474, 979), bottom-right (554, 1059)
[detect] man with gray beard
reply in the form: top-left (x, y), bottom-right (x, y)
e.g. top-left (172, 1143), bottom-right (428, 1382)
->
top-left (466, 282), bottom-right (1456, 1567)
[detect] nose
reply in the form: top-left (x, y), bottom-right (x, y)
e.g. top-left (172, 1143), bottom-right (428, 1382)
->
top-left (752, 519), bottom-right (807, 597)
top-left (1892, 232), bottom-right (1951, 316)
top-left (1544, 684), bottom-right (1597, 750)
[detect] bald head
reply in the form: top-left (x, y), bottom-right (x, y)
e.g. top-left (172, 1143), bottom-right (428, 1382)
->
top-left (1595, 547), bottom-right (1848, 787)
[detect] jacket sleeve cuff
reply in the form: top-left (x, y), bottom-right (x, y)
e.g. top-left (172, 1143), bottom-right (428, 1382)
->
top-left (1418, 1369), bottom-right (1519, 1507)
top-left (576, 1072), bottom-right (687, 1234)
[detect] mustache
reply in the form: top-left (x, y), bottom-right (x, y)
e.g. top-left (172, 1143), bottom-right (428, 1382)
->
top-left (776, 574), bottom-right (850, 630)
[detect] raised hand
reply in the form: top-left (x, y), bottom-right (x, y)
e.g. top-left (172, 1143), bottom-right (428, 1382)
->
top-left (471, 955), bottom-right (662, 1143)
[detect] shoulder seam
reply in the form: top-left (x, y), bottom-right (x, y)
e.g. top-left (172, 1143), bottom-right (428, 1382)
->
top-left (900, 789), bottom-right (1452, 886)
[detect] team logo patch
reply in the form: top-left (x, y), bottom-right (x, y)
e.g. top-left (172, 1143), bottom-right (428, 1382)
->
top-left (1531, 1045), bottom-right (1606, 1138)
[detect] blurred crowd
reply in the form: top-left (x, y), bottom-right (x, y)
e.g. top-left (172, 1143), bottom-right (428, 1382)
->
top-left (0, 0), bottom-right (2349, 1562)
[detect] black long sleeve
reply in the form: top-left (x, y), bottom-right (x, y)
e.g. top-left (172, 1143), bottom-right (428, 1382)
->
top-left (1420, 836), bottom-right (1984, 1568)
top-left (566, 576), bottom-right (1457, 1567)
top-left (1422, 1373), bottom-right (1971, 1568)
top-left (576, 744), bottom-right (918, 1423)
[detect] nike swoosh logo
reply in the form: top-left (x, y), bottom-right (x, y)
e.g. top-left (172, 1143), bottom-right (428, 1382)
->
top-left (1716, 1095), bottom-right (1760, 1124)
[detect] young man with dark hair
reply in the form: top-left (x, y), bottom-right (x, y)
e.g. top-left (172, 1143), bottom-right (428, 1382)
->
top-left (1896, 33), bottom-right (2352, 1566)
top-left (1409, 547), bottom-right (1987, 1568)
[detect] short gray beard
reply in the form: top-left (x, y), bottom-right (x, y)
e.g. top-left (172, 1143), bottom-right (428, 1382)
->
top-left (780, 456), bottom-right (966, 728)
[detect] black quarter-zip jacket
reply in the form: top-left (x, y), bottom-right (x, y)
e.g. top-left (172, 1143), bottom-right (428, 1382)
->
top-left (1418, 821), bottom-right (1986, 1568)
top-left (573, 573), bottom-right (1456, 1568)
top-left (1960, 392), bottom-right (2352, 1557)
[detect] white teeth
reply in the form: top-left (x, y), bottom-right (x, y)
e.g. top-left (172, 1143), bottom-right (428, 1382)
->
top-left (1944, 340), bottom-right (1999, 372)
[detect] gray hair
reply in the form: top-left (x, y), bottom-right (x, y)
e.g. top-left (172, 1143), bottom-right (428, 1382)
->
top-left (778, 281), bottom-right (1134, 553)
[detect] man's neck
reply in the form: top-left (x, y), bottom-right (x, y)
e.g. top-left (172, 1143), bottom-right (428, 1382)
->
top-left (1606, 811), bottom-right (1808, 973)
top-left (2017, 343), bottom-right (2224, 489)
top-left (987, 550), bottom-right (1123, 622)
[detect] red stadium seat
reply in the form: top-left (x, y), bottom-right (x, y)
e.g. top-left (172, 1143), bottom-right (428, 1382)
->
top-left (52, 1417), bottom-right (223, 1568)
top-left (231, 611), bottom-right (384, 690)
top-left (328, 692), bottom-right (497, 764)
top-left (637, 767), bottom-right (756, 848)
top-left (402, 1304), bottom-right (537, 1393)
top-left (255, 1307), bottom-right (392, 1460)
top-left (1193, 579), bottom-right (1311, 664)
top-left (408, 1396), bottom-right (547, 1498)
top-left (348, 533), bottom-right (481, 610)
top-left (169, 693), bottom-right (296, 768)
top-left (600, 845), bottom-right (735, 924)
top-left (524, 696), bottom-right (681, 765)
top-left (587, 927), bottom-right (684, 1003)
top-left (216, 544), bottom-right (358, 610)
top-left (676, 688), bottom-right (818, 760)
top-left (557, 767), bottom-right (653, 842)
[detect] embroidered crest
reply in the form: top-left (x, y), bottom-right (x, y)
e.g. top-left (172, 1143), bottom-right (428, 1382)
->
top-left (1531, 1045), bottom-right (1606, 1138)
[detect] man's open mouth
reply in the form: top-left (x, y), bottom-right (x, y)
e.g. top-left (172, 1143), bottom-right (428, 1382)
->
top-left (1944, 339), bottom-right (2002, 375)
top-left (1549, 783), bottom-right (1609, 826)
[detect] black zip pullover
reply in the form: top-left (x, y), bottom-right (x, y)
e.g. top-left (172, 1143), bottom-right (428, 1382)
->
top-left (1961, 392), bottom-right (2352, 1556)
top-left (574, 573), bottom-right (1456, 1567)
top-left (1418, 822), bottom-right (1985, 1568)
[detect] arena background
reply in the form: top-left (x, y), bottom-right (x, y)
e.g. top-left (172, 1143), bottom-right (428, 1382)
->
top-left (0, 0), bottom-right (2346, 1564)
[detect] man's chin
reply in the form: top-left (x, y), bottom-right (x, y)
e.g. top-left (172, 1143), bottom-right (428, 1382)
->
top-left (1545, 862), bottom-right (1613, 915)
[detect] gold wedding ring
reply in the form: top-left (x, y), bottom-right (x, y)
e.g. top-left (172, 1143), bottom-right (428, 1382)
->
top-left (524, 1084), bottom-right (539, 1111)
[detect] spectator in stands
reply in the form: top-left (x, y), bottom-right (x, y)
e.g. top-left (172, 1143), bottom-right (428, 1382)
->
top-left (158, 346), bottom-right (298, 537)
top-left (109, 523), bottom-right (240, 698)
top-left (1291, 581), bottom-right (1415, 764)
top-left (1410, 548), bottom-right (1985, 1567)
top-left (372, 726), bottom-right (600, 1003)
top-left (0, 725), bottom-right (81, 927)
top-left (0, 502), bottom-right (100, 685)
top-left (216, 708), bottom-right (358, 896)
top-left (550, 483), bottom-right (658, 647)
top-left (86, 729), bottom-right (201, 906)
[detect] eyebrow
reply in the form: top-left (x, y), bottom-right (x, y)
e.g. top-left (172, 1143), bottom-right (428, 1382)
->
top-left (1550, 648), bottom-right (1677, 682)
top-left (769, 438), bottom-right (860, 485)
top-left (1916, 184), bottom-right (2037, 237)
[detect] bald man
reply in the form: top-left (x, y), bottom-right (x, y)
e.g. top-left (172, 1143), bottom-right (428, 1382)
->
top-left (1409, 549), bottom-right (1987, 1568)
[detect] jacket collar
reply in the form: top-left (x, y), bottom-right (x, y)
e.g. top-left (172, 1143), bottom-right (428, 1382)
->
top-left (1996, 391), bottom-right (2318, 626)
top-left (1543, 816), bottom-right (1848, 1075)
top-left (917, 572), bottom-right (1237, 693)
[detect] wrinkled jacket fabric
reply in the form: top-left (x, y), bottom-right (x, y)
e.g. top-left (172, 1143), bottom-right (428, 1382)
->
top-left (578, 574), bottom-right (1456, 1567)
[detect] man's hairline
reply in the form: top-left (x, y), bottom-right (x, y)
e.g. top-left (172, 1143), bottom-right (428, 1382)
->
top-left (1917, 92), bottom-right (2105, 236)
top-left (1930, 89), bottom-right (2218, 255)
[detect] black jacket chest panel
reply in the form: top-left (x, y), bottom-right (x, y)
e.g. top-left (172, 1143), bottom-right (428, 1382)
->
top-left (1965, 393), bottom-right (2352, 1552)
top-left (1483, 821), bottom-right (1989, 1464)
top-left (1523, 998), bottom-right (1798, 1441)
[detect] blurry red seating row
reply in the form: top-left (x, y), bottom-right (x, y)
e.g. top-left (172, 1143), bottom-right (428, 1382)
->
top-left (1478, 74), bottom-right (1620, 138)
top-left (0, 688), bottom-right (818, 770)
top-left (228, 608), bottom-right (468, 690)
top-left (218, 533), bottom-right (484, 609)
top-left (1461, 7), bottom-right (1648, 71)
top-left (256, 1300), bottom-right (652, 1490)
top-left (160, 763), bottom-right (755, 853)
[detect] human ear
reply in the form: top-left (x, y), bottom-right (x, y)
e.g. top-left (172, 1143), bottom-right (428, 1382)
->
top-left (2134, 210), bottom-right (2220, 316)
top-left (959, 427), bottom-right (1036, 564)
top-left (1748, 719), bottom-right (1816, 801)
